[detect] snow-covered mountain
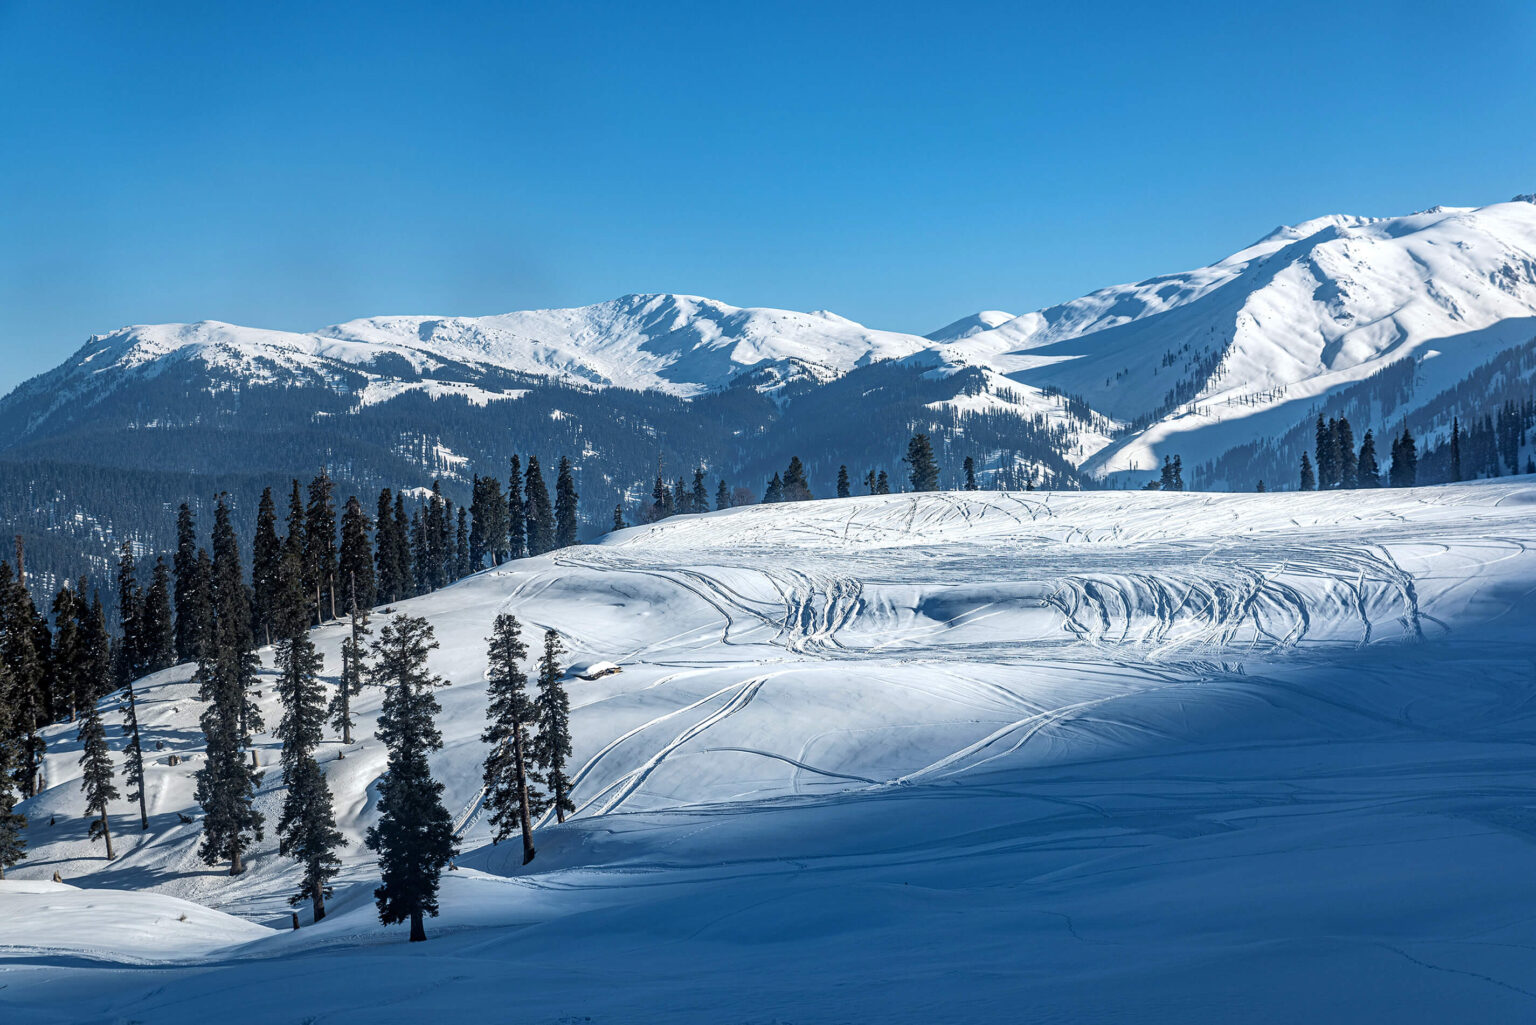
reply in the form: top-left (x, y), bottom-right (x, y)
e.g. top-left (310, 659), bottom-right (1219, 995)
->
top-left (933, 197), bottom-right (1536, 479)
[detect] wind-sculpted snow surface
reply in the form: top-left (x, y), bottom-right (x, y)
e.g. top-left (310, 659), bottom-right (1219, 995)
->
top-left (6, 484), bottom-right (1536, 1023)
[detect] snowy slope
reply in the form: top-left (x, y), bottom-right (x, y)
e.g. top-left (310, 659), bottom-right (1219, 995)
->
top-left (6, 482), bottom-right (1536, 1023)
top-left (937, 198), bottom-right (1536, 477)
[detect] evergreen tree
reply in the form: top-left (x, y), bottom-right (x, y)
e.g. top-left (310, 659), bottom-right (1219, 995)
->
top-left (875, 470), bottom-right (891, 495)
top-left (141, 557), bottom-right (175, 673)
top-left (1450, 417), bottom-right (1463, 482)
top-left (251, 487), bottom-right (283, 646)
top-left (50, 585), bottom-right (81, 722)
top-left (305, 471), bottom-right (339, 622)
top-left (77, 690), bottom-right (119, 859)
top-left (83, 586), bottom-right (112, 708)
top-left (274, 547), bottom-right (344, 922)
top-left (525, 458), bottom-right (555, 556)
top-left (121, 667), bottom-right (149, 830)
top-left (187, 548), bottom-right (216, 661)
top-left (481, 613), bottom-right (542, 865)
top-left (781, 457), bottom-right (812, 502)
top-left (1256, 480), bottom-right (1266, 492)
top-left (285, 479), bottom-right (308, 604)
top-left (173, 503), bottom-right (200, 663)
top-left (612, 504), bottom-right (626, 532)
top-left (2, 563), bottom-right (47, 798)
top-left (533, 629), bottom-right (574, 824)
top-left (963, 457), bottom-right (978, 491)
top-left (393, 492), bottom-right (414, 598)
top-left (365, 615), bottom-right (456, 942)
top-left (338, 495), bottom-right (376, 613)
top-left (375, 489), bottom-right (403, 604)
top-left (689, 467), bottom-right (709, 518)
top-left (555, 457), bottom-right (581, 548)
top-left (1160, 456), bottom-right (1175, 491)
top-left (905, 434), bottom-right (939, 491)
top-left (762, 472), bottom-right (784, 504)
top-left (0, 661), bottom-right (27, 878)
top-left (650, 474), bottom-right (672, 520)
top-left (330, 577), bottom-right (370, 747)
top-left (836, 465), bottom-right (851, 498)
top-left (716, 479), bottom-right (731, 510)
top-left (673, 476), bottom-right (688, 513)
top-left (211, 496), bottom-right (260, 740)
top-left (469, 475), bottom-right (508, 569)
top-left (1300, 451), bottom-right (1316, 491)
top-left (1390, 427), bottom-right (1418, 487)
top-left (506, 455), bottom-right (526, 560)
top-left (115, 541), bottom-right (144, 688)
top-left (410, 509), bottom-right (430, 595)
top-left (1171, 455), bottom-right (1184, 491)
top-left (1336, 417), bottom-right (1357, 489)
top-left (1358, 430), bottom-right (1381, 488)
top-left (864, 469), bottom-right (876, 495)
top-left (455, 506), bottom-right (471, 579)
top-left (1315, 414), bottom-right (1337, 490)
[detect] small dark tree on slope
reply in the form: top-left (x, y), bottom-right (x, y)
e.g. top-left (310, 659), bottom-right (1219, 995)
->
top-left (173, 503), bottom-right (201, 662)
top-left (365, 615), bottom-right (456, 942)
top-left (963, 457), bottom-right (978, 491)
top-left (905, 434), bottom-right (939, 492)
top-left (78, 692), bottom-right (119, 859)
top-left (1358, 430), bottom-right (1381, 488)
top-left (1299, 452), bottom-right (1316, 491)
top-left (481, 613), bottom-right (542, 865)
top-left (251, 487), bottom-right (283, 647)
top-left (716, 479), bottom-right (731, 510)
top-left (534, 629), bottom-right (574, 824)
top-left (338, 496), bottom-right (376, 614)
top-left (121, 670), bottom-right (149, 830)
top-left (524, 457), bottom-right (555, 556)
top-left (836, 465), bottom-right (851, 498)
top-left (142, 557), bottom-right (176, 673)
top-left (556, 459), bottom-right (580, 548)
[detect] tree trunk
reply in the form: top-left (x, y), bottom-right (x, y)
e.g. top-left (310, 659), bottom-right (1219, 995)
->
top-left (137, 783), bottom-right (149, 831)
top-left (312, 879), bottom-right (327, 922)
top-left (512, 729), bottom-right (536, 865)
top-left (230, 849), bottom-right (244, 876)
top-left (329, 574), bottom-right (337, 622)
top-left (409, 909), bottom-right (426, 942)
top-left (100, 810), bottom-right (115, 860)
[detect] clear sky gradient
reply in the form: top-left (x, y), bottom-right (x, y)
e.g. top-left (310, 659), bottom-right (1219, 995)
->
top-left (2, 0), bottom-right (1533, 390)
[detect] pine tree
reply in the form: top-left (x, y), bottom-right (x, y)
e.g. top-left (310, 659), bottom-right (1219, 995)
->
top-left (673, 477), bottom-right (688, 513)
top-left (905, 434), bottom-right (939, 491)
top-left (84, 585), bottom-right (113, 709)
top-left (651, 474), bottom-right (672, 520)
top-left (365, 616), bottom-right (457, 942)
top-left (1256, 480), bottom-right (1266, 492)
top-left (533, 629), bottom-right (574, 824)
top-left (273, 547), bottom-right (344, 922)
top-left (141, 557), bottom-right (175, 673)
top-left (121, 669), bottom-right (149, 830)
top-left (173, 502), bottom-right (200, 662)
top-left (285, 479), bottom-right (308, 608)
top-left (762, 472), bottom-right (784, 504)
top-left (875, 470), bottom-right (890, 495)
top-left (330, 574), bottom-right (370, 747)
top-left (455, 506), bottom-right (471, 579)
top-left (963, 457), bottom-right (978, 491)
top-left (612, 504), bottom-right (627, 532)
top-left (115, 541), bottom-right (144, 688)
top-left (305, 470), bottom-right (339, 622)
top-left (506, 455), bottom-right (526, 560)
top-left (1160, 456), bottom-right (1175, 491)
top-left (864, 469), bottom-right (877, 495)
top-left (393, 492), bottom-right (414, 598)
top-left (251, 487), bottom-right (283, 647)
top-left (410, 509), bottom-right (430, 595)
top-left (716, 479), bottom-right (731, 510)
top-left (50, 585), bottom-right (81, 722)
top-left (554, 457), bottom-right (580, 548)
top-left (0, 661), bottom-right (26, 878)
top-left (469, 475), bottom-right (508, 569)
top-left (524, 458), bottom-right (554, 556)
top-left (186, 548), bottom-right (215, 661)
top-left (78, 690), bottom-right (119, 859)
top-left (1171, 455), bottom-right (1184, 491)
top-left (2, 563), bottom-right (47, 798)
top-left (836, 465), bottom-right (851, 498)
top-left (1358, 430), bottom-right (1381, 488)
top-left (689, 467), bottom-right (709, 517)
top-left (375, 489), bottom-right (403, 604)
top-left (1315, 414), bottom-right (1337, 490)
top-left (1336, 417), bottom-right (1357, 489)
top-left (1300, 451), bottom-right (1316, 491)
top-left (339, 495), bottom-right (376, 613)
top-left (781, 457), bottom-right (812, 502)
top-left (481, 614), bottom-right (542, 865)
top-left (1450, 417), bottom-right (1463, 482)
top-left (194, 601), bottom-right (265, 875)
top-left (211, 496), bottom-right (259, 740)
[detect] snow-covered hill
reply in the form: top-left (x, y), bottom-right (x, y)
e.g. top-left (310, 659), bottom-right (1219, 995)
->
top-left (7, 483), bottom-right (1536, 1022)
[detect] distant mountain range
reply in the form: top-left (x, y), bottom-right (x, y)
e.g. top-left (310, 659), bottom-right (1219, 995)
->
top-left (3, 195), bottom-right (1534, 599)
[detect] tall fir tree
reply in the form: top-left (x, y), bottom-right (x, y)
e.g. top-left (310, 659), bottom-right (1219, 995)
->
top-left (905, 433), bottom-right (939, 491)
top-left (50, 585), bottom-right (81, 722)
top-left (837, 465), bottom-right (851, 499)
top-left (338, 495), bottom-right (377, 613)
top-left (612, 503), bottom-right (627, 532)
top-left (273, 547), bottom-right (344, 922)
top-left (141, 557), bottom-right (176, 673)
top-left (963, 457), bottom-right (978, 491)
top-left (251, 487), bottom-right (283, 647)
top-left (121, 666), bottom-right (149, 831)
top-left (875, 470), bottom-right (890, 495)
top-left (716, 479), bottom-right (731, 510)
top-left (556, 457), bottom-right (581, 549)
top-left (1450, 417), bottom-right (1463, 482)
top-left (1358, 430), bottom-right (1381, 488)
top-left (1, 563), bottom-right (47, 798)
top-left (211, 496), bottom-right (260, 740)
top-left (524, 457), bottom-right (555, 556)
top-left (393, 491), bottom-right (415, 599)
top-left (781, 457), bottom-right (812, 502)
top-left (533, 629), bottom-right (574, 824)
top-left (115, 541), bottom-right (144, 688)
top-left (77, 690), bottom-right (119, 859)
top-left (506, 455), bottom-right (526, 560)
top-left (365, 615), bottom-right (457, 942)
top-left (424, 482), bottom-right (448, 590)
top-left (455, 506), bottom-right (471, 580)
top-left (1300, 451), bottom-right (1316, 491)
top-left (0, 661), bottom-right (26, 878)
top-left (173, 503), bottom-right (201, 663)
top-left (689, 467), bottom-right (709, 515)
top-left (330, 577), bottom-right (371, 747)
top-left (481, 614), bottom-right (542, 865)
top-left (375, 489), bottom-right (403, 604)
top-left (410, 509), bottom-right (430, 595)
top-left (305, 471), bottom-right (339, 622)
top-left (762, 472), bottom-right (784, 504)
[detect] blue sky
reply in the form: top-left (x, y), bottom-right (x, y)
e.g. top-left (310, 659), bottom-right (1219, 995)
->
top-left (2, 0), bottom-right (1533, 389)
